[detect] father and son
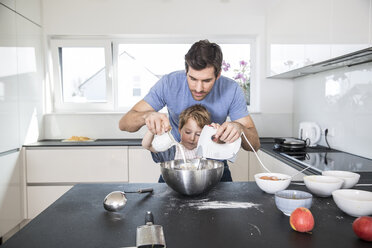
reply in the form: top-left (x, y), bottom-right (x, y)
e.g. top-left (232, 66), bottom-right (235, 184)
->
top-left (119, 39), bottom-right (260, 182)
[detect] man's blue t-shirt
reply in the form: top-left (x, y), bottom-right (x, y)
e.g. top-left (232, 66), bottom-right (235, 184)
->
top-left (143, 70), bottom-right (249, 142)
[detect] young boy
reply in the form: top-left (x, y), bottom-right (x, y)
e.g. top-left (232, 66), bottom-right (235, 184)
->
top-left (142, 104), bottom-right (211, 162)
top-left (142, 104), bottom-right (231, 182)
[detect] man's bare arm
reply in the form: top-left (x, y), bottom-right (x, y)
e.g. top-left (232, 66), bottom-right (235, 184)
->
top-left (234, 115), bottom-right (260, 151)
top-left (119, 100), bottom-right (171, 135)
top-left (119, 100), bottom-right (155, 132)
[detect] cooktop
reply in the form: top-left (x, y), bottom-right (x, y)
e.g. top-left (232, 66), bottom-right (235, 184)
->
top-left (261, 137), bottom-right (372, 173)
top-left (281, 152), bottom-right (372, 173)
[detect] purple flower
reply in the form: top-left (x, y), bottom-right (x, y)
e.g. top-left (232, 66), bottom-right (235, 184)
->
top-left (240, 60), bottom-right (247, 66)
top-left (234, 73), bottom-right (243, 80)
top-left (222, 60), bottom-right (230, 72)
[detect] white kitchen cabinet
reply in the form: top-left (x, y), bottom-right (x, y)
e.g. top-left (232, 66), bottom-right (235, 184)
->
top-left (26, 147), bottom-right (128, 183)
top-left (16, 12), bottom-right (44, 146)
top-left (0, 4), bottom-right (20, 153)
top-left (128, 147), bottom-right (160, 183)
top-left (330, 0), bottom-right (370, 58)
top-left (228, 149), bottom-right (249, 182)
top-left (0, 151), bottom-right (23, 238)
top-left (248, 151), bottom-right (267, 181)
top-left (27, 186), bottom-right (72, 219)
top-left (249, 150), bottom-right (304, 181)
top-left (267, 0), bottom-right (372, 77)
top-left (25, 147), bottom-right (128, 218)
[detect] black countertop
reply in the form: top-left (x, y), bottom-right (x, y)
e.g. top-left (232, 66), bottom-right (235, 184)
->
top-left (2, 182), bottom-right (371, 248)
top-left (23, 139), bottom-right (143, 147)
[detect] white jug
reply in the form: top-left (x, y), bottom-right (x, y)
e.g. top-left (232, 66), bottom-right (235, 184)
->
top-left (151, 131), bottom-right (177, 152)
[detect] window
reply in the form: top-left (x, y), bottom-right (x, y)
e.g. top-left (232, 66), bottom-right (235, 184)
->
top-left (50, 37), bottom-right (256, 113)
top-left (50, 40), bottom-right (113, 112)
top-left (220, 44), bottom-right (251, 105)
top-left (116, 43), bottom-right (191, 109)
top-left (60, 47), bottom-right (106, 103)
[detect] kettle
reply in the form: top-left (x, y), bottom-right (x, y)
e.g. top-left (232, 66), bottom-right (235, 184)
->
top-left (298, 122), bottom-right (321, 147)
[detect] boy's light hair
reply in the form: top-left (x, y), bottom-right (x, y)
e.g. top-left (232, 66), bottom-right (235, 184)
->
top-left (179, 104), bottom-right (211, 130)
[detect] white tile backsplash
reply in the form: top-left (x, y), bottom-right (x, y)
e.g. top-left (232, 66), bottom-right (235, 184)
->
top-left (43, 113), bottom-right (148, 140)
top-left (293, 62), bottom-right (372, 159)
top-left (43, 113), bottom-right (293, 141)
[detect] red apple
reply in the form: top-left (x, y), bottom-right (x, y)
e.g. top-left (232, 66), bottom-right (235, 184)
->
top-left (290, 207), bottom-right (315, 233)
top-left (353, 216), bottom-right (372, 242)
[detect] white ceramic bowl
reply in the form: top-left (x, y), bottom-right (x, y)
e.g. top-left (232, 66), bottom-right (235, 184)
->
top-left (321, 170), bottom-right (360, 189)
top-left (275, 190), bottom-right (313, 216)
top-left (332, 189), bottom-right (372, 217)
top-left (304, 175), bottom-right (343, 197)
top-left (254, 173), bottom-right (291, 194)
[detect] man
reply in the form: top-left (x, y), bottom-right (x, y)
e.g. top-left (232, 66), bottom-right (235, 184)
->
top-left (119, 40), bottom-right (260, 178)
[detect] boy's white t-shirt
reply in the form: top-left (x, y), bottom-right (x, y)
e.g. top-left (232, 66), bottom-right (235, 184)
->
top-left (174, 143), bottom-right (199, 160)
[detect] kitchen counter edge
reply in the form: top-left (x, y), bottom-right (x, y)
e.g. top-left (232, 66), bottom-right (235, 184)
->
top-left (22, 139), bottom-right (143, 147)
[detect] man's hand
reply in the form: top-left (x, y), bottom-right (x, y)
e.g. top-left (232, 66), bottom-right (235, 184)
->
top-left (144, 112), bottom-right (171, 135)
top-left (213, 121), bottom-right (243, 144)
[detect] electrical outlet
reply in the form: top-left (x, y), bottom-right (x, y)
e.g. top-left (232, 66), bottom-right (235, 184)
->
top-left (327, 128), bottom-right (335, 137)
top-left (322, 128), bottom-right (335, 137)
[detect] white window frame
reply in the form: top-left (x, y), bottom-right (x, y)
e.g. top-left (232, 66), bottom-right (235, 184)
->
top-left (49, 35), bottom-right (258, 113)
top-left (50, 39), bottom-right (113, 112)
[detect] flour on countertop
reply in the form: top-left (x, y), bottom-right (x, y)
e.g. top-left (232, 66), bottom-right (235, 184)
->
top-left (248, 223), bottom-right (262, 236)
top-left (184, 199), bottom-right (261, 210)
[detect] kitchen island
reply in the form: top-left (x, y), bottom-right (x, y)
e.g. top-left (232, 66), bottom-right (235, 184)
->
top-left (2, 182), bottom-right (371, 248)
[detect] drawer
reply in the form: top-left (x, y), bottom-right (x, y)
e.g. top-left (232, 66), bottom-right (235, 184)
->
top-left (27, 186), bottom-right (72, 219)
top-left (26, 147), bottom-right (128, 183)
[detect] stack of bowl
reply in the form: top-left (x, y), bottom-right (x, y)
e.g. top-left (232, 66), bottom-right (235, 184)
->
top-left (322, 170), bottom-right (360, 189)
top-left (303, 175), bottom-right (344, 197)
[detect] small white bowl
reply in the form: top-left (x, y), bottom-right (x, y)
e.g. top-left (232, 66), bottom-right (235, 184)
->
top-left (275, 190), bottom-right (313, 216)
top-left (332, 189), bottom-right (372, 217)
top-left (304, 175), bottom-right (343, 197)
top-left (254, 173), bottom-right (291, 194)
top-left (321, 170), bottom-right (360, 189)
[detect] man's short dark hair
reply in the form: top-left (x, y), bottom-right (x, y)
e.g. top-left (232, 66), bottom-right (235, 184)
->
top-left (185, 40), bottom-right (223, 78)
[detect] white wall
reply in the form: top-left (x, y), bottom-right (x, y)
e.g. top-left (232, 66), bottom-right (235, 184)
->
top-left (266, 0), bottom-right (372, 158)
top-left (293, 63), bottom-right (372, 159)
top-left (41, 0), bottom-right (294, 139)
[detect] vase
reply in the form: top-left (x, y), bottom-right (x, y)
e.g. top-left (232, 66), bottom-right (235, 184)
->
top-left (243, 85), bottom-right (250, 105)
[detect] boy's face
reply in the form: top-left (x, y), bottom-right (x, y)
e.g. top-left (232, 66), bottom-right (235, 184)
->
top-left (179, 118), bottom-right (203, 150)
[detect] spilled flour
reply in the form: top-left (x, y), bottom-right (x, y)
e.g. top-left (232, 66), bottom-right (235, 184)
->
top-left (184, 199), bottom-right (261, 210)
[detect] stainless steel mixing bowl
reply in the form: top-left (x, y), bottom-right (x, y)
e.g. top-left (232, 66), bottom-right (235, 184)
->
top-left (160, 159), bottom-right (224, 196)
